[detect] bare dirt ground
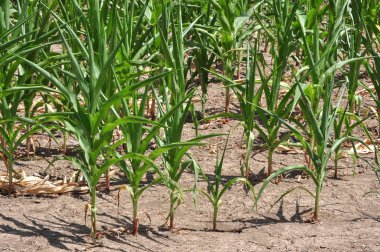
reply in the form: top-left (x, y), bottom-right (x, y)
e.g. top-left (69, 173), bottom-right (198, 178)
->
top-left (0, 82), bottom-right (379, 252)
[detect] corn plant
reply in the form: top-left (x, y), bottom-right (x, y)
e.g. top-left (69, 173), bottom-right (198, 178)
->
top-left (361, 1), bottom-right (380, 136)
top-left (14, 1), bottom-right (60, 158)
top-left (99, 1), bottom-right (177, 235)
top-left (192, 134), bottom-right (255, 230)
top-left (21, 1), bottom-right (169, 239)
top-left (204, 43), bottom-right (263, 179)
top-left (253, 0), bottom-right (368, 217)
top-left (254, 54), bottom-right (368, 221)
top-left (0, 0), bottom-right (59, 193)
top-left (209, 0), bottom-right (260, 113)
top-left (114, 87), bottom-right (204, 235)
top-left (332, 108), bottom-right (372, 179)
top-left (155, 0), bottom-right (220, 230)
top-left (253, 0), bottom-right (300, 177)
top-left (343, 1), bottom-right (367, 116)
top-left (186, 2), bottom-right (216, 116)
top-left (114, 0), bottom-right (157, 80)
top-left (291, 0), bottom-right (353, 172)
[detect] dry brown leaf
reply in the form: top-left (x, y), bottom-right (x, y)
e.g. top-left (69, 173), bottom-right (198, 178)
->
top-left (0, 170), bottom-right (88, 195)
top-left (208, 144), bottom-right (217, 154)
top-left (345, 138), bottom-right (375, 156)
top-left (275, 144), bottom-right (302, 154)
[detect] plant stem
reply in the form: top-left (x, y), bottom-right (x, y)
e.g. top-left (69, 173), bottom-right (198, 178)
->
top-left (267, 147), bottom-right (274, 177)
top-left (132, 197), bottom-right (139, 235)
top-left (6, 156), bottom-right (13, 195)
top-left (212, 205), bottom-right (218, 231)
top-left (169, 192), bottom-right (175, 230)
top-left (224, 59), bottom-right (233, 114)
top-left (245, 161), bottom-right (250, 179)
top-left (90, 186), bottom-right (97, 239)
top-left (244, 152), bottom-right (250, 179)
top-left (313, 184), bottom-right (321, 221)
top-left (201, 92), bottom-right (206, 117)
top-left (26, 136), bottom-right (31, 158)
top-left (225, 86), bottom-right (230, 113)
top-left (63, 131), bottom-right (67, 154)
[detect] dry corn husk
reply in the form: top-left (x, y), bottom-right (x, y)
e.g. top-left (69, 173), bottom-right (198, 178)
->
top-left (341, 138), bottom-right (376, 157)
top-left (275, 144), bottom-right (302, 154)
top-left (0, 170), bottom-right (88, 195)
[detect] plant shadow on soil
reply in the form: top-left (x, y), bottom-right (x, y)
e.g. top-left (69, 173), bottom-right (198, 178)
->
top-left (0, 213), bottom-right (88, 250)
top-left (231, 199), bottom-right (313, 228)
top-left (0, 210), bottom-right (175, 251)
top-left (352, 210), bottom-right (380, 223)
top-left (96, 213), bottom-right (176, 252)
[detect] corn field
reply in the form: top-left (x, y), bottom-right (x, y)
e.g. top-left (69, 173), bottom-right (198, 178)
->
top-left (0, 0), bottom-right (380, 250)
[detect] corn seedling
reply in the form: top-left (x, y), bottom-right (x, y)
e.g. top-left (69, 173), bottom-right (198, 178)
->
top-left (191, 134), bottom-right (255, 230)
